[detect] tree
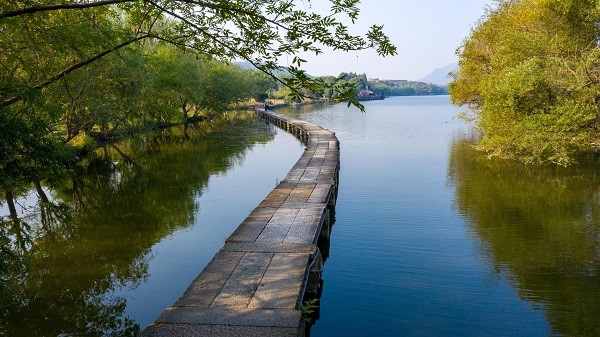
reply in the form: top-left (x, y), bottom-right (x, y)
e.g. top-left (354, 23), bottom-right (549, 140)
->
top-left (145, 44), bottom-right (205, 123)
top-left (0, 0), bottom-right (396, 109)
top-left (246, 70), bottom-right (278, 103)
top-left (0, 0), bottom-right (396, 207)
top-left (450, 0), bottom-right (600, 165)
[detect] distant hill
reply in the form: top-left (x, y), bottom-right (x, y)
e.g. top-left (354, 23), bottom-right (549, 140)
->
top-left (233, 61), bottom-right (294, 77)
top-left (234, 60), bottom-right (257, 70)
top-left (369, 79), bottom-right (448, 96)
top-left (418, 63), bottom-right (457, 86)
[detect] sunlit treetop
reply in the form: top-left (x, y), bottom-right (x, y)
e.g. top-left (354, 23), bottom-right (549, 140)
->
top-left (450, 0), bottom-right (600, 165)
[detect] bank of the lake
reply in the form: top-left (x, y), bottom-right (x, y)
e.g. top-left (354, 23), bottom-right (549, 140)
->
top-left (279, 96), bottom-right (600, 337)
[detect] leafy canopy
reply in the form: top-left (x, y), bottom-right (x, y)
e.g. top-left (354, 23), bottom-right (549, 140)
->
top-left (0, 0), bottom-right (395, 193)
top-left (450, 0), bottom-right (600, 165)
top-left (0, 0), bottom-right (397, 110)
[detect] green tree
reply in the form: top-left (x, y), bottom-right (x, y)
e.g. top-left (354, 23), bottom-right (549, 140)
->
top-left (450, 0), bottom-right (600, 165)
top-left (0, 0), bottom-right (396, 199)
top-left (197, 60), bottom-right (256, 114)
top-left (246, 70), bottom-right (278, 103)
top-left (1, 0), bottom-right (396, 109)
top-left (145, 44), bottom-right (205, 124)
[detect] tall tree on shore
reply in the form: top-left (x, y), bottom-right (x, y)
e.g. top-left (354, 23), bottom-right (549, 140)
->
top-left (450, 0), bottom-right (600, 165)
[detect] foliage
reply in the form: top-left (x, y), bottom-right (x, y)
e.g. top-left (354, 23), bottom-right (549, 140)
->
top-left (450, 0), bottom-right (600, 165)
top-left (0, 0), bottom-right (396, 109)
top-left (0, 0), bottom-right (395, 202)
top-left (301, 298), bottom-right (319, 323)
top-left (0, 107), bottom-right (73, 193)
top-left (369, 80), bottom-right (448, 96)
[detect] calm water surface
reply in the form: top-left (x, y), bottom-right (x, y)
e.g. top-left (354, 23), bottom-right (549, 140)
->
top-left (280, 96), bottom-right (600, 337)
top-left (0, 112), bottom-right (304, 336)
top-left (3, 98), bottom-right (600, 336)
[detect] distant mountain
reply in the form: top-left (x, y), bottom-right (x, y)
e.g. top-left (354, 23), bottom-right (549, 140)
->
top-left (234, 60), bottom-right (257, 70)
top-left (233, 61), bottom-right (294, 77)
top-left (418, 63), bottom-right (457, 86)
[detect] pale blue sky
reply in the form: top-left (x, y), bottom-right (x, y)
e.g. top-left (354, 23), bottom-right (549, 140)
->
top-left (293, 0), bottom-right (494, 80)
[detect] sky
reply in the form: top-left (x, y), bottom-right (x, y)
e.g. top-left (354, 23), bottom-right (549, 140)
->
top-left (289, 0), bottom-right (494, 81)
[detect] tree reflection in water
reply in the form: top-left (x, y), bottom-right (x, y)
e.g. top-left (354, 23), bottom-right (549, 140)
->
top-left (448, 133), bottom-right (600, 336)
top-left (0, 112), bottom-right (274, 336)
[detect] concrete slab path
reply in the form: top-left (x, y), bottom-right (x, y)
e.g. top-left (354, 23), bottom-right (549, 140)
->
top-left (142, 109), bottom-right (339, 337)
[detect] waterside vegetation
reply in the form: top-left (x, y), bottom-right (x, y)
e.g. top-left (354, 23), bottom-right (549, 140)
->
top-left (450, 0), bottom-right (600, 166)
top-left (0, 0), bottom-right (396, 311)
top-left (311, 73), bottom-right (449, 101)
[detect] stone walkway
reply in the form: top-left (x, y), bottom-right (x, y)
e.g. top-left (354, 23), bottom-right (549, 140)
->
top-left (142, 109), bottom-right (339, 337)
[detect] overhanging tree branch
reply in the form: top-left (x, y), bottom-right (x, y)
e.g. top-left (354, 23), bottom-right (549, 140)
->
top-left (1, 34), bottom-right (152, 108)
top-left (1, 0), bottom-right (370, 52)
top-left (0, 0), bottom-right (271, 20)
top-left (0, 0), bottom-right (136, 19)
top-left (149, 33), bottom-right (297, 96)
top-left (147, 0), bottom-right (305, 97)
top-left (148, 1), bottom-right (368, 108)
top-left (1, 0), bottom-right (394, 112)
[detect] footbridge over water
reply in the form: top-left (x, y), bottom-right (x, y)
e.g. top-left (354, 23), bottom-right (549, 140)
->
top-left (142, 109), bottom-right (339, 337)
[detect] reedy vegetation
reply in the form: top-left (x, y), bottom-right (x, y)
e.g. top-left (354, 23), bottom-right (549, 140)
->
top-left (450, 0), bottom-right (600, 166)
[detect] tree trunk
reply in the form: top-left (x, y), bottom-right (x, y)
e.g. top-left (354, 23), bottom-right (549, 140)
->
top-left (182, 102), bottom-right (189, 124)
top-left (34, 180), bottom-right (49, 203)
top-left (5, 190), bottom-right (19, 225)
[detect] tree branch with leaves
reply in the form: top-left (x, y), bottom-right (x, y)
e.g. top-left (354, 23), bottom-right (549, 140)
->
top-left (1, 0), bottom-right (396, 110)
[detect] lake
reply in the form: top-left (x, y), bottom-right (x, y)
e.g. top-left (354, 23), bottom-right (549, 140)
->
top-left (2, 97), bottom-right (599, 336)
top-left (279, 96), bottom-right (600, 337)
top-left (0, 112), bottom-right (304, 336)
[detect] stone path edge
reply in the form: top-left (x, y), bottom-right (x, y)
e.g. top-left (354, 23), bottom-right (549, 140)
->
top-left (141, 109), bottom-right (339, 337)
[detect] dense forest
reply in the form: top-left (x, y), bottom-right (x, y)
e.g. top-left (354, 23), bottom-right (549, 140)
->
top-left (450, 0), bottom-right (600, 165)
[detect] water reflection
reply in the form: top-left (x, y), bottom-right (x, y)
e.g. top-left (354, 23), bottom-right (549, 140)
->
top-left (279, 97), bottom-right (596, 336)
top-left (0, 112), bottom-right (276, 336)
top-left (448, 133), bottom-right (600, 336)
